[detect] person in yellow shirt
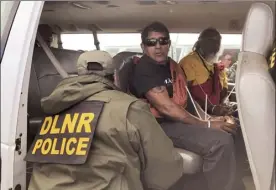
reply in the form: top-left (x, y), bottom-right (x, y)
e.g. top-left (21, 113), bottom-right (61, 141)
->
top-left (179, 28), bottom-right (232, 116)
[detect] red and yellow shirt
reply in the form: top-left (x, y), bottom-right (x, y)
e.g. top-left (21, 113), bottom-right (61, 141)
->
top-left (179, 51), bottom-right (222, 105)
top-left (179, 52), bottom-right (214, 85)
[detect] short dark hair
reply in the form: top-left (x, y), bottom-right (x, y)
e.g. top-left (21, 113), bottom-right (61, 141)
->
top-left (141, 21), bottom-right (170, 43)
top-left (198, 27), bottom-right (221, 41)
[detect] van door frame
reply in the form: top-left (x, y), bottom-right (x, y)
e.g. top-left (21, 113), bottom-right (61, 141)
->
top-left (1, 1), bottom-right (44, 189)
top-left (1, 1), bottom-right (20, 59)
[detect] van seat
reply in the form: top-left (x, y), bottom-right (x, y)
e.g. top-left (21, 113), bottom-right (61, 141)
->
top-left (27, 47), bottom-right (82, 186)
top-left (114, 52), bottom-right (203, 174)
top-left (113, 51), bottom-right (143, 71)
top-left (235, 3), bottom-right (275, 190)
top-left (28, 47), bottom-right (82, 134)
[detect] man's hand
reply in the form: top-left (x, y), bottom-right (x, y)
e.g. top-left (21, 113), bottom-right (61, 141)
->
top-left (209, 116), bottom-right (225, 121)
top-left (212, 105), bottom-right (236, 116)
top-left (212, 103), bottom-right (238, 116)
top-left (212, 105), bottom-right (228, 115)
top-left (210, 120), bottom-right (237, 135)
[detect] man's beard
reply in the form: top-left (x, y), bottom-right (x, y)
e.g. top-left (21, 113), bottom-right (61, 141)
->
top-left (205, 55), bottom-right (218, 65)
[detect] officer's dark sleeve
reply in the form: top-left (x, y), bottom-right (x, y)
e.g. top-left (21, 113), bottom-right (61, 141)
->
top-left (126, 100), bottom-right (184, 190)
top-left (132, 63), bottom-right (165, 97)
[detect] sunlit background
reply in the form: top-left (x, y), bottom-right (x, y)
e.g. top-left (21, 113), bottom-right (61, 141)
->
top-left (61, 33), bottom-right (242, 62)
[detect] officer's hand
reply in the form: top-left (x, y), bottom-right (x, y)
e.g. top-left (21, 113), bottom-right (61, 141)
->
top-left (223, 115), bottom-right (235, 123)
top-left (210, 120), bottom-right (237, 135)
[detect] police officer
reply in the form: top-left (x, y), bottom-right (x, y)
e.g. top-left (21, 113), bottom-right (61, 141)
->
top-left (26, 50), bottom-right (184, 190)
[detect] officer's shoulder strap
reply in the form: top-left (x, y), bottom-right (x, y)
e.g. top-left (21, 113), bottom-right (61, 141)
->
top-left (85, 96), bottom-right (111, 103)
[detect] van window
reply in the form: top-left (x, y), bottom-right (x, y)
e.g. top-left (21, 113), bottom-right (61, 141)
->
top-left (175, 47), bottom-right (182, 62)
top-left (61, 33), bottom-right (242, 61)
top-left (1, 1), bottom-right (20, 58)
top-left (61, 34), bottom-right (95, 51)
top-left (124, 48), bottom-right (142, 53)
top-left (104, 48), bottom-right (121, 56)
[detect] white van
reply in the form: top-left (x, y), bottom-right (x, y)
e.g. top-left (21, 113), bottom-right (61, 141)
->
top-left (1, 1), bottom-right (275, 190)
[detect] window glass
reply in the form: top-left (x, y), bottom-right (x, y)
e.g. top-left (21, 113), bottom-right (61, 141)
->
top-left (61, 33), bottom-right (242, 61)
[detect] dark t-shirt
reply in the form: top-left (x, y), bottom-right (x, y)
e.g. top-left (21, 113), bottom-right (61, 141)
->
top-left (130, 55), bottom-right (198, 121)
top-left (130, 55), bottom-right (173, 98)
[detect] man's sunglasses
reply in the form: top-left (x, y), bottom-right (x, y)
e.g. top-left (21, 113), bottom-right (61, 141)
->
top-left (143, 37), bottom-right (170, 47)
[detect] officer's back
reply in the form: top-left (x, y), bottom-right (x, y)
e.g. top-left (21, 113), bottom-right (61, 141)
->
top-left (26, 50), bottom-right (184, 190)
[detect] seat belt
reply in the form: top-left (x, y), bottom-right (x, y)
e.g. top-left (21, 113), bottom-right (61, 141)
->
top-left (185, 86), bottom-right (204, 120)
top-left (36, 32), bottom-right (69, 78)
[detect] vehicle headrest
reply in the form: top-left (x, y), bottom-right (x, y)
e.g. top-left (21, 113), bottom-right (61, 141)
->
top-left (236, 3), bottom-right (275, 190)
top-left (113, 52), bottom-right (142, 92)
top-left (113, 51), bottom-right (143, 70)
top-left (242, 3), bottom-right (274, 56)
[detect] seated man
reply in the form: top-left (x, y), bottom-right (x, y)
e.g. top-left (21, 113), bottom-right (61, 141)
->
top-left (26, 50), bottom-right (184, 190)
top-left (129, 21), bottom-right (237, 190)
top-left (179, 28), bottom-right (233, 116)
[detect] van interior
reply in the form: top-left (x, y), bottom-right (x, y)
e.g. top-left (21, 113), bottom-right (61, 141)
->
top-left (19, 1), bottom-right (276, 190)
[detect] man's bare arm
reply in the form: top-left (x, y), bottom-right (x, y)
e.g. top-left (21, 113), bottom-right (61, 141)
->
top-left (145, 86), bottom-right (208, 126)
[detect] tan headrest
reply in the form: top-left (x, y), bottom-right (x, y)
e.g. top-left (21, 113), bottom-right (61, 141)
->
top-left (242, 3), bottom-right (274, 56)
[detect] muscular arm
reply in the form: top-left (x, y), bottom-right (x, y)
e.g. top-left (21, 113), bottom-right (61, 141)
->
top-left (145, 86), bottom-right (208, 126)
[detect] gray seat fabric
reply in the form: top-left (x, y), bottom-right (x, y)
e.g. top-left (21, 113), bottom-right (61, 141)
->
top-left (27, 47), bottom-right (82, 186)
top-left (113, 51), bottom-right (143, 71)
top-left (28, 47), bottom-right (82, 134)
top-left (114, 52), bottom-right (203, 174)
top-left (114, 53), bottom-right (142, 92)
top-left (235, 3), bottom-right (275, 190)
